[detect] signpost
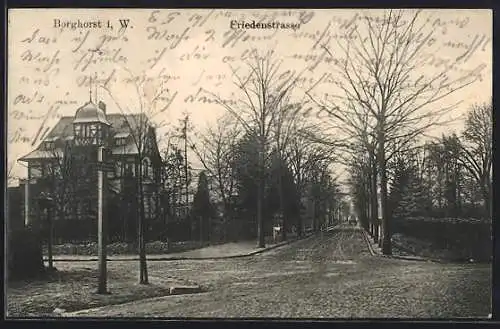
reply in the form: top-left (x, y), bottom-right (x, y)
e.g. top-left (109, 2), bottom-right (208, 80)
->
top-left (97, 146), bottom-right (108, 294)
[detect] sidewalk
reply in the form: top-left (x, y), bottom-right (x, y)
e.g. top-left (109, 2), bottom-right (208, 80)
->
top-left (44, 234), bottom-right (314, 262)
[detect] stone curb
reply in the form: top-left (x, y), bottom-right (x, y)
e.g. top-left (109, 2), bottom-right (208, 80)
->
top-left (361, 229), bottom-right (380, 256)
top-left (362, 229), bottom-right (442, 263)
top-left (43, 233), bottom-right (316, 263)
top-left (169, 285), bottom-right (202, 295)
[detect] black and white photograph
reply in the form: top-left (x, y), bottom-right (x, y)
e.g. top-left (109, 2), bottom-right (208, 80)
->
top-left (5, 8), bottom-right (492, 318)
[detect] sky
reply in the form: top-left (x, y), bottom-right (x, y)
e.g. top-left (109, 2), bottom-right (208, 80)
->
top-left (7, 8), bottom-right (492, 188)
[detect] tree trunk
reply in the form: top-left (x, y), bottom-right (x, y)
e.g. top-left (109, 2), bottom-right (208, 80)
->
top-left (312, 199), bottom-right (316, 232)
top-left (365, 175), bottom-right (370, 231)
top-left (257, 180), bottom-right (265, 247)
top-left (138, 178), bottom-right (148, 284)
top-left (279, 164), bottom-right (287, 241)
top-left (223, 216), bottom-right (228, 243)
top-left (257, 137), bottom-right (265, 248)
top-left (371, 156), bottom-right (379, 244)
top-left (297, 213), bottom-right (303, 238)
top-left (47, 207), bottom-right (54, 270)
top-left (378, 132), bottom-right (391, 255)
top-left (123, 195), bottom-right (128, 242)
top-left (199, 215), bottom-right (203, 244)
top-left (483, 182), bottom-right (491, 219)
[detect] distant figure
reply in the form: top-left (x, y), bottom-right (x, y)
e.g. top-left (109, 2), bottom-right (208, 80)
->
top-left (273, 226), bottom-right (281, 244)
top-left (348, 215), bottom-right (356, 226)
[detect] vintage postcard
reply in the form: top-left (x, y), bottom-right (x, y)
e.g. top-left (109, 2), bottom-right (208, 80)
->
top-left (6, 8), bottom-right (492, 318)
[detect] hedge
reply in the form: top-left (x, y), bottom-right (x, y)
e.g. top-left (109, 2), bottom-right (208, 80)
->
top-left (7, 226), bottom-right (45, 281)
top-left (42, 240), bottom-right (210, 256)
top-left (392, 217), bottom-right (492, 262)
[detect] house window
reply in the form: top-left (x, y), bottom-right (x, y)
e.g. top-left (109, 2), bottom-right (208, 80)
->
top-left (149, 195), bottom-right (156, 218)
top-left (89, 124), bottom-right (97, 136)
top-left (142, 158), bottom-right (151, 178)
top-left (63, 203), bottom-right (71, 219)
top-left (124, 162), bottom-right (135, 176)
top-left (29, 165), bottom-right (42, 178)
top-left (115, 161), bottom-right (122, 177)
top-left (47, 162), bottom-right (61, 177)
top-left (97, 126), bottom-right (102, 140)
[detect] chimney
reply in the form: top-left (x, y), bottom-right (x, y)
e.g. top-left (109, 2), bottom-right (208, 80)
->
top-left (98, 101), bottom-right (106, 113)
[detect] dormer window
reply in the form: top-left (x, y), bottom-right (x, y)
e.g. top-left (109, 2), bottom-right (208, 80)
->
top-left (44, 141), bottom-right (55, 150)
top-left (116, 138), bottom-right (127, 146)
top-left (114, 132), bottom-right (130, 147)
top-left (42, 136), bottom-right (59, 150)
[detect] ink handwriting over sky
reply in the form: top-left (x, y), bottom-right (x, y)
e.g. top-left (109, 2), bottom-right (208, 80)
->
top-left (7, 9), bottom-right (492, 183)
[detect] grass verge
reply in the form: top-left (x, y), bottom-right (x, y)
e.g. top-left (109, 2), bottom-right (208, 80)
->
top-left (6, 261), bottom-right (198, 317)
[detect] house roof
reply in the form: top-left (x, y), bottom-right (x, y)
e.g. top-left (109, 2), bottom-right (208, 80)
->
top-left (73, 101), bottom-right (111, 125)
top-left (44, 113), bottom-right (150, 140)
top-left (19, 110), bottom-right (153, 162)
top-left (19, 149), bottom-right (64, 161)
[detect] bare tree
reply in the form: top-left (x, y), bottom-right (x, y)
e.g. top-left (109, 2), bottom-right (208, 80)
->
top-left (179, 113), bottom-right (194, 238)
top-left (459, 102), bottom-right (492, 218)
top-left (269, 100), bottom-right (304, 240)
top-left (191, 114), bottom-right (241, 241)
top-left (34, 140), bottom-right (75, 269)
top-left (204, 50), bottom-right (304, 247)
top-left (160, 134), bottom-right (189, 245)
top-left (347, 150), bottom-right (371, 230)
top-left (308, 10), bottom-right (480, 255)
top-left (287, 131), bottom-right (337, 235)
top-left (100, 68), bottom-right (171, 284)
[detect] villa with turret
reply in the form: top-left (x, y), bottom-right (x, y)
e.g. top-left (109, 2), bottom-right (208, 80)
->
top-left (18, 99), bottom-right (162, 242)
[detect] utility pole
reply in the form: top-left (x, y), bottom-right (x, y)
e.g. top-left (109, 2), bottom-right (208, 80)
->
top-left (97, 146), bottom-right (108, 294)
top-left (47, 199), bottom-right (54, 270)
top-left (182, 115), bottom-right (190, 236)
top-left (24, 178), bottom-right (30, 227)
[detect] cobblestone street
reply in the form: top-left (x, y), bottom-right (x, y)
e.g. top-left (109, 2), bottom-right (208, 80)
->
top-left (68, 225), bottom-right (491, 318)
